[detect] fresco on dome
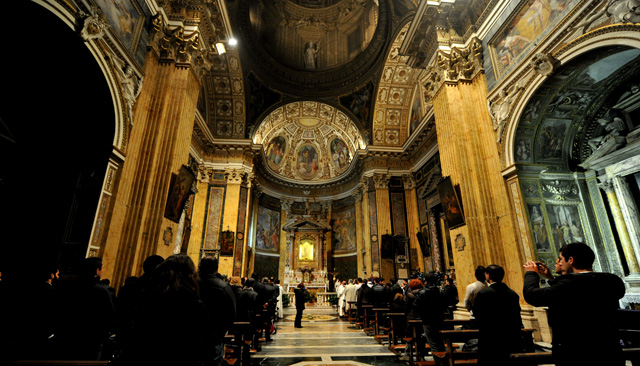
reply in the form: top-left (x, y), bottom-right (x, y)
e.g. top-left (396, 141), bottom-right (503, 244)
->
top-left (490, 0), bottom-right (573, 77)
top-left (266, 136), bottom-right (286, 166)
top-left (330, 138), bottom-right (351, 171)
top-left (297, 145), bottom-right (319, 179)
top-left (332, 207), bottom-right (356, 252)
top-left (256, 205), bottom-right (280, 252)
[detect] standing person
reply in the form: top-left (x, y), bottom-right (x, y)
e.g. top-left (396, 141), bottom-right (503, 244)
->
top-left (473, 265), bottom-right (523, 365)
top-left (463, 265), bottom-right (487, 324)
top-left (275, 279), bottom-right (283, 319)
top-left (441, 277), bottom-right (458, 319)
top-left (198, 256), bottom-right (236, 366)
top-left (344, 279), bottom-right (357, 314)
top-left (523, 243), bottom-right (626, 366)
top-left (337, 280), bottom-right (346, 317)
top-left (414, 273), bottom-right (447, 366)
top-left (56, 257), bottom-right (116, 360)
top-left (294, 282), bottom-right (308, 328)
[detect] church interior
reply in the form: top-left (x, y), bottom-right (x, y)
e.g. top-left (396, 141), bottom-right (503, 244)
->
top-left (2, 0), bottom-right (640, 363)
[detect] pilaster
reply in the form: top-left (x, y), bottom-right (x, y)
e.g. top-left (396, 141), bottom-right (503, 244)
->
top-left (403, 174), bottom-right (424, 272)
top-left (219, 168), bottom-right (244, 276)
top-left (354, 189), bottom-right (365, 278)
top-left (280, 199), bottom-right (293, 282)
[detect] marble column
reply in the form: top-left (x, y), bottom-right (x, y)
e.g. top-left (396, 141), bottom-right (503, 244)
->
top-left (321, 200), bottom-right (332, 272)
top-left (373, 173), bottom-right (391, 277)
top-left (354, 188), bottom-right (365, 277)
top-left (280, 199), bottom-right (293, 282)
top-left (403, 174), bottom-right (425, 272)
top-left (599, 179), bottom-right (640, 275)
top-left (361, 180), bottom-right (373, 277)
top-left (103, 28), bottom-right (204, 287)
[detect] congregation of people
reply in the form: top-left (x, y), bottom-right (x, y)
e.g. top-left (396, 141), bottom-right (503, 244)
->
top-left (0, 242), bottom-right (629, 366)
top-left (0, 254), bottom-right (284, 366)
top-left (332, 242), bottom-right (627, 366)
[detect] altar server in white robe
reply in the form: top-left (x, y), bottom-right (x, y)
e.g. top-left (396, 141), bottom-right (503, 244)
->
top-left (275, 279), bottom-right (283, 319)
top-left (344, 279), bottom-right (357, 313)
top-left (337, 280), bottom-right (346, 317)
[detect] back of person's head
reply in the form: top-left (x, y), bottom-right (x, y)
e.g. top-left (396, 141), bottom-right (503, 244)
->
top-left (394, 292), bottom-right (404, 302)
top-left (251, 272), bottom-right (260, 280)
top-left (390, 278), bottom-right (397, 285)
top-left (424, 272), bottom-right (438, 286)
top-left (229, 276), bottom-right (242, 286)
top-left (446, 278), bottom-right (454, 286)
top-left (80, 257), bottom-right (103, 278)
top-left (155, 254), bottom-right (198, 294)
top-left (275, 279), bottom-right (280, 285)
top-left (348, 279), bottom-right (353, 284)
top-left (374, 277), bottom-right (381, 284)
top-left (143, 255), bottom-right (164, 274)
top-left (485, 264), bottom-right (505, 283)
top-left (101, 278), bottom-right (111, 286)
top-left (198, 256), bottom-right (218, 275)
top-left (298, 282), bottom-right (305, 289)
top-left (357, 277), bottom-right (363, 283)
top-left (474, 266), bottom-right (486, 282)
top-left (262, 277), bottom-right (269, 284)
top-left (560, 242), bottom-right (595, 270)
top-left (124, 276), bottom-right (139, 287)
top-left (244, 278), bottom-right (256, 288)
top-left (409, 278), bottom-right (423, 290)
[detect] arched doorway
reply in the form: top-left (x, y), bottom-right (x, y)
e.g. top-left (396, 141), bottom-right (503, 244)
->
top-left (0, 2), bottom-right (114, 280)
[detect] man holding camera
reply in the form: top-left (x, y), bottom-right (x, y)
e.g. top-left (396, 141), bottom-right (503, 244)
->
top-left (523, 243), bottom-right (625, 366)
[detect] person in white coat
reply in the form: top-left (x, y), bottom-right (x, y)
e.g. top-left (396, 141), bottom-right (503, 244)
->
top-left (337, 280), bottom-right (346, 317)
top-left (275, 279), bottom-right (283, 319)
top-left (344, 279), bottom-right (357, 314)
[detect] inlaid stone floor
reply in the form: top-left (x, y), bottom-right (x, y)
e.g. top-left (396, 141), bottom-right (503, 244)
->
top-left (252, 306), bottom-right (404, 366)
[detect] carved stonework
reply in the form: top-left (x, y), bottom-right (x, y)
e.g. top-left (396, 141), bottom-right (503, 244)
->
top-left (607, 0), bottom-right (640, 24)
top-left (111, 55), bottom-right (143, 125)
top-left (402, 174), bottom-right (416, 190)
top-left (198, 166), bottom-right (212, 183)
top-left (530, 53), bottom-right (559, 76)
top-left (321, 200), bottom-right (332, 215)
top-left (372, 173), bottom-right (390, 189)
top-left (488, 82), bottom-right (523, 143)
top-left (225, 168), bottom-right (244, 184)
top-left (79, 6), bottom-right (108, 41)
top-left (424, 38), bottom-right (483, 99)
top-left (150, 16), bottom-right (203, 66)
top-left (598, 179), bottom-right (615, 193)
top-left (281, 199), bottom-right (293, 213)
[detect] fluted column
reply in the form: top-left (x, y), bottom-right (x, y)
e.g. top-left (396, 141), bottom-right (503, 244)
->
top-left (354, 188), bottom-right (365, 277)
top-left (425, 38), bottom-right (522, 294)
top-left (103, 29), bottom-right (203, 287)
top-left (280, 199), bottom-right (293, 281)
top-left (361, 180), bottom-right (373, 277)
top-left (599, 180), bottom-right (640, 274)
top-left (403, 174), bottom-right (424, 272)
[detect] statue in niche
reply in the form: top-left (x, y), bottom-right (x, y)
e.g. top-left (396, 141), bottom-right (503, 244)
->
top-left (587, 116), bottom-right (626, 153)
top-left (304, 42), bottom-right (318, 69)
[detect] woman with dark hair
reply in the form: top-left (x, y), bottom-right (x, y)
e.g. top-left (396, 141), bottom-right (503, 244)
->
top-left (294, 282), bottom-right (308, 328)
top-left (400, 279), bottom-right (424, 361)
top-left (125, 254), bottom-right (207, 366)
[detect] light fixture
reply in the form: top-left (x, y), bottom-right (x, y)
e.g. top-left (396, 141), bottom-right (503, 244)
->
top-left (215, 42), bottom-right (226, 55)
top-left (229, 38), bottom-right (237, 46)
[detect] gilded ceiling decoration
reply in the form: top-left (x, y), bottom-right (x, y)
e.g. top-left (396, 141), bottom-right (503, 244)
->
top-left (253, 101), bottom-right (364, 182)
top-left (371, 22), bottom-right (426, 147)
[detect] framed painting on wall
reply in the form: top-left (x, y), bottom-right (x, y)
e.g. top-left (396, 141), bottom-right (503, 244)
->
top-left (437, 177), bottom-right (465, 229)
top-left (94, 0), bottom-right (145, 53)
top-left (164, 165), bottom-right (195, 223)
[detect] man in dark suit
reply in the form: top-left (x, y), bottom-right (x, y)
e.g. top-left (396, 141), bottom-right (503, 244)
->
top-left (198, 257), bottom-right (236, 366)
top-left (473, 264), bottom-right (522, 365)
top-left (294, 282), bottom-right (308, 328)
top-left (523, 242), bottom-right (626, 366)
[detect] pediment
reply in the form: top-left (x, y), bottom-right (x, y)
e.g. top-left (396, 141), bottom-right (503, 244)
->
top-left (283, 216), bottom-right (331, 232)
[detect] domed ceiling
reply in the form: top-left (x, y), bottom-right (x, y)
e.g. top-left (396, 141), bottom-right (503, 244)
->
top-left (249, 0), bottom-right (379, 71)
top-left (254, 101), bottom-right (364, 183)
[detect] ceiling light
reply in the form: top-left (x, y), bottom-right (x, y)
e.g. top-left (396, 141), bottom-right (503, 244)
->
top-left (229, 38), bottom-right (237, 46)
top-left (215, 42), bottom-right (226, 54)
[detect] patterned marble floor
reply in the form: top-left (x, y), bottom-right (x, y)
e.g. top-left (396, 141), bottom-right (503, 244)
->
top-left (252, 306), bottom-right (403, 366)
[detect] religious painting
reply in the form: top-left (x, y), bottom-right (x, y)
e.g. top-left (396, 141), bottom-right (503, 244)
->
top-left (527, 203), bottom-right (551, 253)
top-left (296, 144), bottom-right (319, 179)
top-left (546, 205), bottom-right (584, 253)
top-left (538, 118), bottom-right (570, 160)
top-left (266, 136), bottom-right (286, 166)
top-left (220, 230), bottom-right (235, 256)
top-left (409, 90), bottom-right (422, 134)
top-left (416, 226), bottom-right (430, 256)
top-left (330, 138), bottom-right (351, 171)
top-left (94, 0), bottom-right (144, 52)
top-left (299, 239), bottom-right (314, 261)
top-left (418, 192), bottom-right (428, 224)
top-left (164, 165), bottom-right (195, 223)
top-left (391, 192), bottom-right (407, 236)
top-left (340, 82), bottom-right (373, 124)
top-left (332, 207), bottom-right (356, 252)
top-left (521, 182), bottom-right (540, 198)
top-left (256, 205), bottom-right (280, 252)
top-left (437, 177), bottom-right (465, 229)
top-left (203, 187), bottom-right (225, 250)
top-left (489, 0), bottom-right (573, 77)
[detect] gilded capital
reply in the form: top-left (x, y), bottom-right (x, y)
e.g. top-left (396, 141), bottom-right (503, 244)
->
top-left (197, 166), bottom-right (212, 183)
top-left (224, 168), bottom-right (244, 184)
top-left (424, 38), bottom-right (484, 99)
top-left (402, 174), bottom-right (416, 190)
top-left (150, 16), bottom-right (203, 67)
top-left (372, 173), bottom-right (390, 189)
top-left (281, 199), bottom-right (293, 213)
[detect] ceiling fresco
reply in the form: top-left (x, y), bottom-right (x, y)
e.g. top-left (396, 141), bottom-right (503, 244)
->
top-left (514, 46), bottom-right (640, 171)
top-left (253, 101), bottom-right (364, 182)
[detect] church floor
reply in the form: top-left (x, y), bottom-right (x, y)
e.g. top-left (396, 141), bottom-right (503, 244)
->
top-left (252, 306), bottom-right (403, 366)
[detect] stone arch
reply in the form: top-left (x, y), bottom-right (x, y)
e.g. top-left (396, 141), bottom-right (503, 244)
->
top-left (504, 26), bottom-right (640, 167)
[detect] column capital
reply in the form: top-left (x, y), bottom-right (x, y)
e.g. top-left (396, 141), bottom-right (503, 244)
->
top-left (402, 174), bottom-right (416, 190)
top-left (224, 168), bottom-right (244, 184)
top-left (149, 16), bottom-right (208, 70)
top-left (598, 179), bottom-right (615, 193)
top-left (372, 173), bottom-right (390, 189)
top-left (424, 37), bottom-right (484, 100)
top-left (197, 166), bottom-right (212, 183)
top-left (281, 199), bottom-right (294, 213)
top-left (321, 200), bottom-right (332, 214)
top-left (353, 189), bottom-right (363, 203)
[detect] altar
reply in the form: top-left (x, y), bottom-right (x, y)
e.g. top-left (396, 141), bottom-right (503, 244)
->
top-left (285, 267), bottom-right (328, 293)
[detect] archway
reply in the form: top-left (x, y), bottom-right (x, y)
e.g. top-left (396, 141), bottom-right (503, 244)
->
top-left (0, 2), bottom-right (114, 279)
